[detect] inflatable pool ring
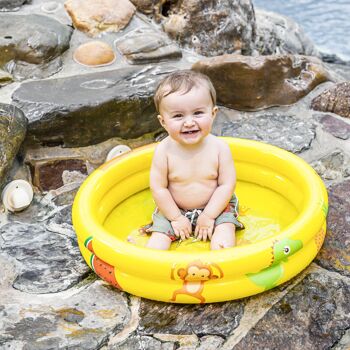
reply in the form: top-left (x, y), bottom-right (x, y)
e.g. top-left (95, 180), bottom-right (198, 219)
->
top-left (72, 138), bottom-right (327, 303)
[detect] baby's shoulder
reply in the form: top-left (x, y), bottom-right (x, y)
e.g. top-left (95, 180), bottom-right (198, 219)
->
top-left (208, 135), bottom-right (230, 152)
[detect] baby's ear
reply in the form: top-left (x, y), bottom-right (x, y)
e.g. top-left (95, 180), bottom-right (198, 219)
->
top-left (157, 114), bottom-right (165, 127)
top-left (212, 106), bottom-right (218, 118)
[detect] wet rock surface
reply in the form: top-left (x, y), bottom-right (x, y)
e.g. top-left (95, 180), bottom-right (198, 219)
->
top-left (12, 65), bottom-right (175, 147)
top-left (0, 0), bottom-right (349, 349)
top-left (0, 14), bottom-right (72, 80)
top-left (311, 82), bottom-right (350, 119)
top-left (193, 54), bottom-right (331, 111)
top-left (0, 103), bottom-right (27, 187)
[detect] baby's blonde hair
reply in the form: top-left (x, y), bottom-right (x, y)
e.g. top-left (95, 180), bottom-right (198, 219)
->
top-left (154, 70), bottom-right (216, 112)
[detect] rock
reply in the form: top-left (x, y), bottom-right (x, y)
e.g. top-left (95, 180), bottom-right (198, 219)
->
top-left (221, 113), bottom-right (316, 153)
top-left (192, 54), bottom-right (331, 111)
top-left (315, 180), bottom-right (350, 277)
top-left (111, 335), bottom-right (174, 350)
top-left (74, 41), bottom-right (116, 67)
top-left (317, 113), bottom-right (350, 140)
top-left (1, 281), bottom-right (130, 349)
top-left (0, 69), bottom-right (13, 87)
top-left (254, 9), bottom-right (319, 56)
top-left (12, 65), bottom-right (177, 147)
top-left (0, 103), bottom-right (27, 188)
top-left (0, 14), bottom-right (72, 80)
top-left (129, 0), bottom-right (155, 14)
top-left (0, 217), bottom-right (90, 293)
top-left (0, 0), bottom-right (27, 11)
top-left (139, 299), bottom-right (244, 336)
top-left (64, 0), bottom-right (136, 37)
top-left (234, 272), bottom-right (350, 350)
top-left (158, 0), bottom-right (256, 56)
top-left (311, 150), bottom-right (350, 182)
top-left (116, 27), bottom-right (182, 64)
top-left (28, 158), bottom-right (88, 191)
top-left (311, 82), bottom-right (350, 118)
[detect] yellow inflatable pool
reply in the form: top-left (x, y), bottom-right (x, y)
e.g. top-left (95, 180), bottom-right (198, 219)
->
top-left (72, 138), bottom-right (327, 303)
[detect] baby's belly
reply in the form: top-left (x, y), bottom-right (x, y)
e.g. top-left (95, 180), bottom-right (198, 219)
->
top-left (169, 182), bottom-right (216, 210)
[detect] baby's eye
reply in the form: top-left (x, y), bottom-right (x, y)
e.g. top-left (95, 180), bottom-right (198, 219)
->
top-left (194, 111), bottom-right (204, 116)
top-left (172, 114), bottom-right (183, 119)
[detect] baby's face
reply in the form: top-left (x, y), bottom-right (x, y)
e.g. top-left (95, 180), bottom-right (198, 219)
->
top-left (158, 85), bottom-right (217, 146)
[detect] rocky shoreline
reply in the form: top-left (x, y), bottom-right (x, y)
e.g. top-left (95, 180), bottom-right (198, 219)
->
top-left (0, 0), bottom-right (349, 349)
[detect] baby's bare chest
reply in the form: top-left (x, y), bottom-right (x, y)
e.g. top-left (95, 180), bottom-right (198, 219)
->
top-left (167, 153), bottom-right (219, 182)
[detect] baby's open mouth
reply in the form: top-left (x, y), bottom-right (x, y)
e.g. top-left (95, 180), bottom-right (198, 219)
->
top-left (182, 130), bottom-right (199, 134)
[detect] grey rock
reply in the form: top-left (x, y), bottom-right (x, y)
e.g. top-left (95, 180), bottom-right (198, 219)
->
top-left (0, 14), bottom-right (72, 80)
top-left (111, 335), bottom-right (174, 350)
top-left (116, 27), bottom-right (182, 64)
top-left (12, 65), bottom-right (178, 147)
top-left (139, 299), bottom-right (245, 336)
top-left (0, 103), bottom-right (27, 188)
top-left (255, 9), bottom-right (319, 56)
top-left (0, 219), bottom-right (89, 293)
top-left (234, 272), bottom-right (350, 350)
top-left (315, 180), bottom-right (350, 277)
top-left (221, 113), bottom-right (316, 153)
top-left (160, 0), bottom-right (256, 56)
top-left (311, 150), bottom-right (350, 183)
top-left (198, 335), bottom-right (225, 350)
top-left (0, 0), bottom-right (28, 11)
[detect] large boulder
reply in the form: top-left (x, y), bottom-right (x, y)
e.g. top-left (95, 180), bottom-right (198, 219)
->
top-left (64, 0), bottom-right (136, 37)
top-left (254, 9), bottom-right (319, 56)
top-left (311, 82), bottom-right (350, 119)
top-left (0, 104), bottom-right (27, 188)
top-left (157, 0), bottom-right (256, 56)
top-left (11, 65), bottom-right (177, 147)
top-left (192, 54), bottom-right (332, 111)
top-left (0, 14), bottom-right (73, 80)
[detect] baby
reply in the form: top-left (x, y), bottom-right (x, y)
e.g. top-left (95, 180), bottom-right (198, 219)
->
top-left (145, 70), bottom-right (243, 250)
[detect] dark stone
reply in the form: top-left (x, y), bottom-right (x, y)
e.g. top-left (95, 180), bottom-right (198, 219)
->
top-left (29, 158), bottom-right (88, 191)
top-left (0, 0), bottom-right (27, 11)
top-left (317, 114), bottom-right (350, 140)
top-left (315, 180), bottom-right (350, 277)
top-left (0, 221), bottom-right (89, 293)
top-left (0, 14), bottom-right (72, 80)
top-left (311, 82), bottom-right (350, 119)
top-left (221, 114), bottom-right (316, 153)
top-left (234, 273), bottom-right (350, 350)
top-left (0, 103), bottom-right (27, 188)
top-left (12, 65), bottom-right (176, 147)
top-left (139, 299), bottom-right (244, 336)
top-left (193, 55), bottom-right (331, 111)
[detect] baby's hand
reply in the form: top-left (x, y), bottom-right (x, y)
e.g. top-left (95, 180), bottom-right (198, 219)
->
top-left (171, 215), bottom-right (192, 240)
top-left (195, 212), bottom-right (215, 242)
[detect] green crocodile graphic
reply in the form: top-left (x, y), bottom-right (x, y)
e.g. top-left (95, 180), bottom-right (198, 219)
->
top-left (247, 237), bottom-right (303, 290)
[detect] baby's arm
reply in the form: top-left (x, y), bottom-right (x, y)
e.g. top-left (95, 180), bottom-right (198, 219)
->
top-left (195, 141), bottom-right (236, 241)
top-left (150, 143), bottom-right (191, 240)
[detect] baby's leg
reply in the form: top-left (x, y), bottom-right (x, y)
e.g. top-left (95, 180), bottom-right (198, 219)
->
top-left (146, 232), bottom-right (172, 250)
top-left (210, 223), bottom-right (236, 250)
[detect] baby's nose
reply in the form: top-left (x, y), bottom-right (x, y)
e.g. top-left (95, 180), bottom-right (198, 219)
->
top-left (183, 116), bottom-right (195, 125)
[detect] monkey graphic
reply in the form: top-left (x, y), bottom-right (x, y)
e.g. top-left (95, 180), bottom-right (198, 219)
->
top-left (170, 260), bottom-right (224, 303)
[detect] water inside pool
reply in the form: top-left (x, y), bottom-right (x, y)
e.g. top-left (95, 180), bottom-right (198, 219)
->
top-left (103, 181), bottom-right (298, 251)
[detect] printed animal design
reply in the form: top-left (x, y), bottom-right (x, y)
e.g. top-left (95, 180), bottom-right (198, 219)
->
top-left (170, 260), bottom-right (224, 303)
top-left (247, 238), bottom-right (303, 290)
top-left (85, 237), bottom-right (122, 290)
